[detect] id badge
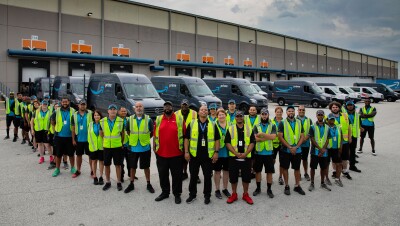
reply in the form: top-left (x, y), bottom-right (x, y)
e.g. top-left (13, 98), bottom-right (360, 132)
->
top-left (239, 141), bottom-right (243, 147)
top-left (64, 120), bottom-right (67, 125)
top-left (80, 125), bottom-right (84, 130)
top-left (333, 137), bottom-right (337, 142)
top-left (201, 138), bottom-right (206, 147)
top-left (294, 137), bottom-right (297, 143)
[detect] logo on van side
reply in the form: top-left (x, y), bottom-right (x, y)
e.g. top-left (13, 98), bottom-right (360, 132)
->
top-left (276, 86), bottom-right (293, 92)
top-left (90, 85), bottom-right (104, 95)
top-left (156, 86), bottom-right (168, 93)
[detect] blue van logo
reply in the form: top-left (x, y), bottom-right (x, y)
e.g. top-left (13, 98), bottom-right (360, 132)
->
top-left (90, 86), bottom-right (104, 95)
top-left (276, 87), bottom-right (293, 92)
top-left (156, 86), bottom-right (168, 93)
top-left (211, 86), bottom-right (221, 93)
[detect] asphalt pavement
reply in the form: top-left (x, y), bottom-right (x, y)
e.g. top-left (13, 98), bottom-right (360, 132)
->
top-left (0, 101), bottom-right (399, 226)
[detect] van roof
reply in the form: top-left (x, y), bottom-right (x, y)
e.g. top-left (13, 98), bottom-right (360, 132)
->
top-left (202, 77), bottom-right (251, 84)
top-left (91, 73), bottom-right (150, 83)
top-left (274, 80), bottom-right (315, 85)
top-left (151, 76), bottom-right (205, 84)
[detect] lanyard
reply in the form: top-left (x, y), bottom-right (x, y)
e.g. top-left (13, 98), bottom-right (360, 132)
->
top-left (199, 121), bottom-right (207, 133)
top-left (331, 127), bottom-right (337, 138)
top-left (78, 113), bottom-right (86, 126)
top-left (62, 110), bottom-right (69, 122)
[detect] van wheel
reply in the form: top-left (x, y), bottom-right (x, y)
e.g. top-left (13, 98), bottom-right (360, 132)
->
top-left (239, 104), bottom-right (249, 114)
top-left (387, 97), bottom-right (393, 102)
top-left (311, 100), bottom-right (320, 108)
top-left (277, 98), bottom-right (286, 106)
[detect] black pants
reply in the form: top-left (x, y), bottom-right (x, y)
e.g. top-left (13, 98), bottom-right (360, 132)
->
top-left (349, 137), bottom-right (357, 166)
top-left (121, 146), bottom-right (130, 178)
top-left (189, 156), bottom-right (212, 198)
top-left (156, 155), bottom-right (183, 196)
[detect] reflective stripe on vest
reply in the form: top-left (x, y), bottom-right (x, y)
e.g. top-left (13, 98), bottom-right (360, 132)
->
top-left (350, 112), bottom-right (360, 138)
top-left (334, 113), bottom-right (350, 142)
top-left (361, 107), bottom-right (375, 122)
top-left (299, 117), bottom-right (311, 138)
top-left (73, 110), bottom-right (93, 135)
top-left (244, 115), bottom-right (260, 127)
top-left (328, 126), bottom-right (341, 148)
top-left (88, 121), bottom-right (103, 152)
top-left (34, 109), bottom-right (50, 131)
top-left (129, 115), bottom-right (151, 147)
top-left (255, 122), bottom-right (273, 152)
top-left (226, 110), bottom-right (236, 126)
top-left (228, 124), bottom-right (251, 158)
top-left (55, 108), bottom-right (75, 133)
top-left (314, 123), bottom-right (329, 149)
top-left (101, 117), bottom-right (123, 148)
top-left (189, 120), bottom-right (215, 158)
top-left (283, 119), bottom-right (301, 146)
top-left (154, 114), bottom-right (184, 152)
top-left (216, 123), bottom-right (227, 149)
top-left (271, 118), bottom-right (281, 148)
top-left (5, 98), bottom-right (20, 115)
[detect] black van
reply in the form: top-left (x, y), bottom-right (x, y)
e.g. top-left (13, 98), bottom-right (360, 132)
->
top-left (272, 80), bottom-right (331, 108)
top-left (203, 78), bottom-right (268, 112)
top-left (353, 82), bottom-right (398, 102)
top-left (52, 76), bottom-right (88, 108)
top-left (33, 77), bottom-right (54, 100)
top-left (87, 73), bottom-right (164, 118)
top-left (252, 81), bottom-right (274, 100)
top-left (151, 76), bottom-right (222, 111)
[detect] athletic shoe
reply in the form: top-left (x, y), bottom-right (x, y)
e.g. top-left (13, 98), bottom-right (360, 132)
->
top-left (278, 177), bottom-right (284, 185)
top-left (38, 157), bottom-right (44, 164)
top-left (325, 178), bottom-right (332, 186)
top-left (37, 153), bottom-right (40, 157)
top-left (267, 190), bottom-right (274, 198)
top-left (28, 141), bottom-right (33, 146)
top-left (357, 149), bottom-right (363, 154)
top-left (4, 136), bottom-right (10, 140)
top-left (308, 183), bottom-right (315, 192)
top-left (124, 183), bottom-right (135, 193)
top-left (32, 148), bottom-right (36, 152)
top-left (222, 189), bottom-right (231, 198)
top-left (372, 150), bottom-right (377, 156)
top-left (12, 136), bottom-right (17, 142)
top-left (72, 171), bottom-right (81, 178)
top-left (349, 166), bottom-right (361, 173)
top-left (227, 193), bottom-right (238, 204)
top-left (242, 193), bottom-right (254, 205)
top-left (98, 177), bottom-right (104, 185)
top-left (355, 154), bottom-right (359, 158)
top-left (174, 195), bottom-right (181, 204)
top-left (355, 160), bottom-right (359, 163)
top-left (117, 183), bottom-right (123, 191)
top-left (343, 172), bottom-right (352, 180)
top-left (321, 183), bottom-right (331, 191)
top-left (70, 167), bottom-right (77, 174)
top-left (284, 186), bottom-right (291, 195)
top-left (147, 183), bottom-right (155, 193)
top-left (182, 172), bottom-right (188, 181)
top-left (335, 179), bottom-right (343, 187)
top-left (103, 182), bottom-right (111, 191)
top-left (252, 188), bottom-right (261, 196)
top-left (215, 190), bottom-right (222, 199)
top-left (186, 196), bottom-right (196, 204)
top-left (155, 193), bottom-right (169, 202)
top-left (304, 174), bottom-right (311, 181)
top-left (21, 140), bottom-right (26, 144)
top-left (47, 163), bottom-right (56, 170)
top-left (63, 162), bottom-right (69, 170)
top-left (294, 186), bottom-right (306, 195)
top-left (204, 197), bottom-right (211, 205)
top-left (49, 156), bottom-right (54, 163)
top-left (93, 177), bottom-right (99, 185)
top-left (52, 168), bottom-right (60, 177)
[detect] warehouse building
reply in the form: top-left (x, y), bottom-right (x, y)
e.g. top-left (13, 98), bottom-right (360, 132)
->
top-left (0, 0), bottom-right (398, 93)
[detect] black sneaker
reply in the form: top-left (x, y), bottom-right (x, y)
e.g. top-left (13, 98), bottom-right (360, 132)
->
top-left (147, 183), bottom-right (155, 193)
top-left (182, 172), bottom-right (188, 181)
top-left (321, 183), bottom-right (332, 191)
top-left (349, 166), bottom-right (362, 173)
top-left (155, 193), bottom-right (169, 202)
top-left (186, 196), bottom-right (196, 204)
top-left (93, 177), bottom-right (99, 185)
top-left (279, 177), bottom-right (284, 185)
top-left (253, 188), bottom-right (261, 196)
top-left (284, 186), bottom-right (290, 195)
top-left (343, 172), bottom-right (352, 180)
top-left (4, 136), bottom-right (10, 140)
top-left (355, 160), bottom-right (359, 163)
top-left (355, 154), bottom-right (359, 158)
top-left (28, 141), bottom-right (33, 146)
top-left (134, 176), bottom-right (138, 180)
top-left (357, 149), bottom-right (363, 154)
top-left (47, 162), bottom-right (56, 170)
top-left (294, 186), bottom-right (306, 195)
top-left (117, 183), bottom-right (123, 191)
top-left (372, 150), bottom-right (377, 156)
top-left (215, 190), bottom-right (222, 199)
top-left (174, 195), bottom-right (181, 204)
top-left (204, 197), bottom-right (211, 205)
top-left (21, 140), bottom-right (26, 144)
top-left (98, 177), bottom-right (104, 185)
top-left (222, 189), bottom-right (231, 197)
top-left (267, 190), bottom-right (274, 198)
top-left (304, 174), bottom-right (311, 181)
top-left (103, 182), bottom-right (111, 191)
top-left (12, 136), bottom-right (17, 142)
top-left (124, 183), bottom-right (135, 193)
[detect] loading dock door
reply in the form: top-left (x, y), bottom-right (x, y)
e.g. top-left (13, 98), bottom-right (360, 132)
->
top-left (243, 72), bottom-right (255, 81)
top-left (22, 68), bottom-right (47, 83)
top-left (223, 70), bottom-right (237, 78)
top-left (72, 69), bottom-right (92, 77)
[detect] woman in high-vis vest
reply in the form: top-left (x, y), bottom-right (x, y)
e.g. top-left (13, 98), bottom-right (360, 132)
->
top-left (30, 100), bottom-right (52, 164)
top-left (272, 106), bottom-right (284, 185)
top-left (88, 110), bottom-right (104, 186)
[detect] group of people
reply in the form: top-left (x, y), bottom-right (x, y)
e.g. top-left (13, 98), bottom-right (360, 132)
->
top-left (4, 91), bottom-right (377, 205)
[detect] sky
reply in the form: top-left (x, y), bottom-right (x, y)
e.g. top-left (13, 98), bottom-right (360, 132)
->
top-left (133, 0), bottom-right (400, 76)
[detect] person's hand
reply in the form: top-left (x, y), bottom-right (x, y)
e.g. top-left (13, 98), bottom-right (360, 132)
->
top-left (72, 140), bottom-right (77, 146)
top-left (31, 130), bottom-right (35, 136)
top-left (360, 128), bottom-right (365, 132)
top-left (290, 147), bottom-right (297, 155)
top-left (212, 152), bottom-right (218, 163)
top-left (239, 153), bottom-right (246, 159)
top-left (184, 152), bottom-right (190, 162)
top-left (349, 137), bottom-right (352, 144)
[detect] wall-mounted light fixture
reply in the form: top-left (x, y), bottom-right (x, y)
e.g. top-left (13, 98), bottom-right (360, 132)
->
top-left (248, 40), bottom-right (254, 43)
top-left (87, 12), bottom-right (93, 17)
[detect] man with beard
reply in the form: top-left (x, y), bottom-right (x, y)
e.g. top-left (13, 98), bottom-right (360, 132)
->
top-left (154, 101), bottom-right (185, 204)
top-left (329, 102), bottom-right (352, 180)
top-left (184, 105), bottom-right (220, 204)
top-left (296, 105), bottom-right (312, 181)
top-left (50, 96), bottom-right (76, 177)
top-left (176, 99), bottom-right (198, 181)
top-left (278, 105), bottom-right (305, 196)
top-left (345, 100), bottom-right (362, 173)
top-left (4, 92), bottom-right (20, 142)
top-left (358, 99), bottom-right (377, 156)
top-left (252, 108), bottom-right (277, 198)
top-left (124, 102), bottom-right (155, 194)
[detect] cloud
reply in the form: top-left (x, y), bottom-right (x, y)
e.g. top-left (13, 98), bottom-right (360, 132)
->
top-left (231, 4), bottom-right (241, 13)
top-left (278, 11), bottom-right (297, 18)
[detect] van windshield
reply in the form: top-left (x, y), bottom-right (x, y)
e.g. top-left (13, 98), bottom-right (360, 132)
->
top-left (239, 84), bottom-right (258, 95)
top-left (187, 83), bottom-right (213, 96)
top-left (366, 87), bottom-right (377, 93)
top-left (341, 87), bottom-right (355, 93)
top-left (124, 83), bottom-right (160, 99)
top-left (311, 85), bottom-right (323, 94)
top-left (71, 83), bottom-right (84, 95)
top-left (329, 87), bottom-right (342, 94)
top-left (41, 81), bottom-right (51, 92)
top-left (252, 84), bottom-right (262, 92)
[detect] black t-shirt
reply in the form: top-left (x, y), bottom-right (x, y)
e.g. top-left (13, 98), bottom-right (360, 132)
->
top-left (185, 119), bottom-right (220, 159)
top-left (224, 125), bottom-right (256, 154)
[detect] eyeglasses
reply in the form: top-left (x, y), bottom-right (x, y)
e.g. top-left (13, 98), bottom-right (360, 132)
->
top-left (317, 114), bottom-right (324, 116)
top-left (298, 109), bottom-right (305, 111)
top-left (261, 113), bottom-right (268, 115)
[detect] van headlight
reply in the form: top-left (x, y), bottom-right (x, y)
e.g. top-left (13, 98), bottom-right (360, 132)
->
top-left (250, 99), bottom-right (257, 104)
top-left (321, 96), bottom-right (326, 100)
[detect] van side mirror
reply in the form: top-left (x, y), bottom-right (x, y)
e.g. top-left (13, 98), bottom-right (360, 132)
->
top-left (117, 92), bottom-right (125, 100)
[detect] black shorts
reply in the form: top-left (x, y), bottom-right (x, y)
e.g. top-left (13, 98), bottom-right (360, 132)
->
top-left (273, 145), bottom-right (281, 159)
top-left (254, 154), bottom-right (275, 173)
top-left (213, 157), bottom-right (229, 171)
top-left (75, 142), bottom-right (90, 156)
top-left (34, 130), bottom-right (49, 143)
top-left (19, 118), bottom-right (24, 129)
top-left (127, 151), bottom-right (151, 169)
top-left (341, 143), bottom-right (350, 161)
top-left (48, 134), bottom-right (54, 145)
top-left (229, 158), bottom-right (252, 184)
top-left (104, 147), bottom-right (124, 166)
top-left (329, 148), bottom-right (342, 163)
top-left (310, 155), bottom-right (328, 170)
top-left (55, 136), bottom-right (74, 157)
top-left (6, 115), bottom-right (19, 128)
top-left (360, 125), bottom-right (375, 139)
top-left (279, 152), bottom-right (302, 170)
top-left (301, 146), bottom-right (310, 161)
top-left (89, 150), bottom-right (104, 161)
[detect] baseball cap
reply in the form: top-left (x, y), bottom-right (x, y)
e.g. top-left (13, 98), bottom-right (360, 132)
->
top-left (181, 99), bottom-right (189, 105)
top-left (108, 104), bottom-right (118, 110)
top-left (286, 105), bottom-right (295, 111)
top-left (228, 99), bottom-right (236, 104)
top-left (78, 100), bottom-right (86, 105)
top-left (346, 100), bottom-right (354, 106)
top-left (30, 95), bottom-right (37, 100)
top-left (260, 107), bottom-right (269, 114)
top-left (164, 101), bottom-right (173, 106)
top-left (41, 100), bottom-right (49, 105)
top-left (9, 91), bottom-right (14, 95)
top-left (236, 110), bottom-right (244, 117)
top-left (316, 110), bottom-right (325, 115)
top-left (209, 103), bottom-right (217, 109)
top-left (44, 95), bottom-right (50, 99)
top-left (327, 113), bottom-right (336, 120)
